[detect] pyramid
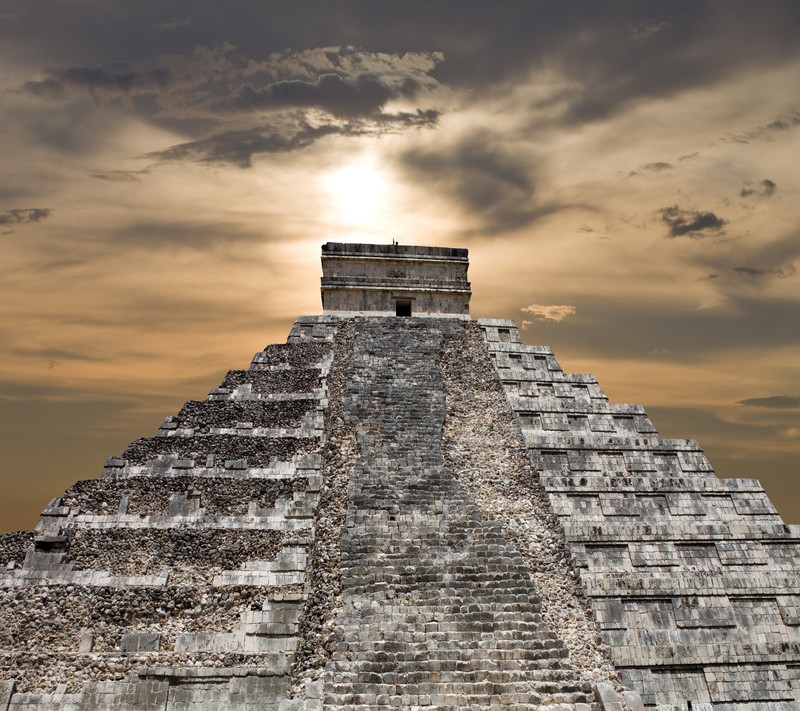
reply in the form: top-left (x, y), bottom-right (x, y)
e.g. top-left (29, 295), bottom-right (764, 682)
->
top-left (0, 242), bottom-right (798, 710)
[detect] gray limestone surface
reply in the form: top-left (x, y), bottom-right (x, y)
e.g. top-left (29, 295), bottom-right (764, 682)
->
top-left (321, 318), bottom-right (598, 710)
top-left (0, 283), bottom-right (798, 709)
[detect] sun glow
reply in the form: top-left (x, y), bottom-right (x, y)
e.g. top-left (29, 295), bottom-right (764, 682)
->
top-left (323, 162), bottom-right (388, 227)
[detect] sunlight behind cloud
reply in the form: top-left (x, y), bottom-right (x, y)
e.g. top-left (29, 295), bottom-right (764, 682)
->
top-left (323, 161), bottom-right (389, 230)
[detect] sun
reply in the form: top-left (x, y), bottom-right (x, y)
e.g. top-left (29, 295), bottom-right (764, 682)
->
top-left (323, 162), bottom-right (388, 226)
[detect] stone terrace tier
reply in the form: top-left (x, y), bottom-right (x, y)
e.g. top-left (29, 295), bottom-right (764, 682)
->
top-left (0, 320), bottom-right (336, 709)
top-left (480, 318), bottom-right (800, 710)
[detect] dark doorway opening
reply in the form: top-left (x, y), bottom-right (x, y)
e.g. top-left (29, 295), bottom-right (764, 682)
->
top-left (396, 300), bottom-right (412, 317)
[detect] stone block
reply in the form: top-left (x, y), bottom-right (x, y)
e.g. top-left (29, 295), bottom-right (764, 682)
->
top-left (120, 632), bottom-right (161, 652)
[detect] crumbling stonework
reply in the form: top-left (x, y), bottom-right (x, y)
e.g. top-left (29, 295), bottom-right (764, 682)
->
top-left (0, 242), bottom-right (797, 710)
top-left (293, 319), bottom-right (357, 682)
top-left (440, 323), bottom-right (617, 686)
top-left (0, 322), bottom-right (333, 708)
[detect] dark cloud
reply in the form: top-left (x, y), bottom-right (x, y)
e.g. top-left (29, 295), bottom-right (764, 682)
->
top-left (21, 45), bottom-right (441, 121)
top-left (24, 63), bottom-right (172, 102)
top-left (629, 161), bottom-right (672, 177)
top-left (733, 263), bottom-right (796, 280)
top-left (641, 161), bottom-right (672, 172)
top-left (660, 205), bottom-right (725, 238)
top-left (19, 44), bottom-right (442, 163)
top-left (0, 208), bottom-right (51, 225)
top-left (722, 110), bottom-right (800, 144)
top-left (397, 131), bottom-right (569, 234)
top-left (148, 125), bottom-right (341, 167)
top-left (741, 178), bottom-right (777, 198)
top-left (218, 73), bottom-right (400, 118)
top-left (738, 396), bottom-right (800, 409)
top-left (89, 169), bottom-right (150, 181)
top-left (150, 110), bottom-right (438, 167)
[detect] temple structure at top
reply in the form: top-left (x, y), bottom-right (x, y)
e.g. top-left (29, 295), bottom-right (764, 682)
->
top-left (320, 241), bottom-right (471, 318)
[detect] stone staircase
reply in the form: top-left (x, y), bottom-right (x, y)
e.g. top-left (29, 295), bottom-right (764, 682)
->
top-left (323, 319), bottom-right (597, 710)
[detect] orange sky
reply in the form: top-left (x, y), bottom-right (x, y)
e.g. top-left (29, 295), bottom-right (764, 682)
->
top-left (1, 2), bottom-right (799, 530)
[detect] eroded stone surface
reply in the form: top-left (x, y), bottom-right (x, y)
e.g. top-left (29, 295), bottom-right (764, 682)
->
top-left (440, 323), bottom-right (617, 686)
top-left (479, 318), bottom-right (800, 709)
top-left (320, 319), bottom-right (597, 710)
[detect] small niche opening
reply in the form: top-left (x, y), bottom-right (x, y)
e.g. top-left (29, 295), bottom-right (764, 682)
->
top-left (396, 300), bottom-right (412, 317)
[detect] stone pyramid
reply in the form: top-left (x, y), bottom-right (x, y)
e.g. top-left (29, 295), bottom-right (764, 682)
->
top-left (0, 242), bottom-right (798, 710)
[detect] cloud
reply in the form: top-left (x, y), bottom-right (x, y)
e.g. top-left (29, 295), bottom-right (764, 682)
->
top-left (0, 208), bottom-right (51, 225)
top-left (210, 46), bottom-right (443, 119)
top-left (398, 131), bottom-right (565, 233)
top-left (521, 304), bottom-right (576, 322)
top-left (90, 169), bottom-right (150, 181)
top-left (20, 45), bottom-right (444, 166)
top-left (659, 205), bottom-right (725, 238)
top-left (23, 63), bottom-right (172, 102)
top-left (149, 110), bottom-right (438, 167)
top-left (148, 124), bottom-right (342, 167)
top-left (722, 109), bottom-right (800, 144)
top-left (733, 263), bottom-right (796, 280)
top-left (628, 161), bottom-right (672, 177)
top-left (21, 45), bottom-right (442, 120)
top-left (741, 178), bottom-right (777, 198)
top-left (216, 73), bottom-right (395, 118)
top-left (630, 21), bottom-right (670, 41)
top-left (738, 396), bottom-right (800, 409)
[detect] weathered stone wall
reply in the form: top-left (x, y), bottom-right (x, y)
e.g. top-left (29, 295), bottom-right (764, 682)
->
top-left (320, 242), bottom-right (471, 318)
top-left (0, 320), bottom-right (335, 708)
top-left (479, 318), bottom-right (800, 710)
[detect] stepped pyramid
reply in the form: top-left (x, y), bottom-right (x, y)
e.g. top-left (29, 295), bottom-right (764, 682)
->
top-left (1, 242), bottom-right (798, 710)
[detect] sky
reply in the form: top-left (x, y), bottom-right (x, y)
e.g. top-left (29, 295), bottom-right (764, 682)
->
top-left (1, 0), bottom-right (799, 531)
